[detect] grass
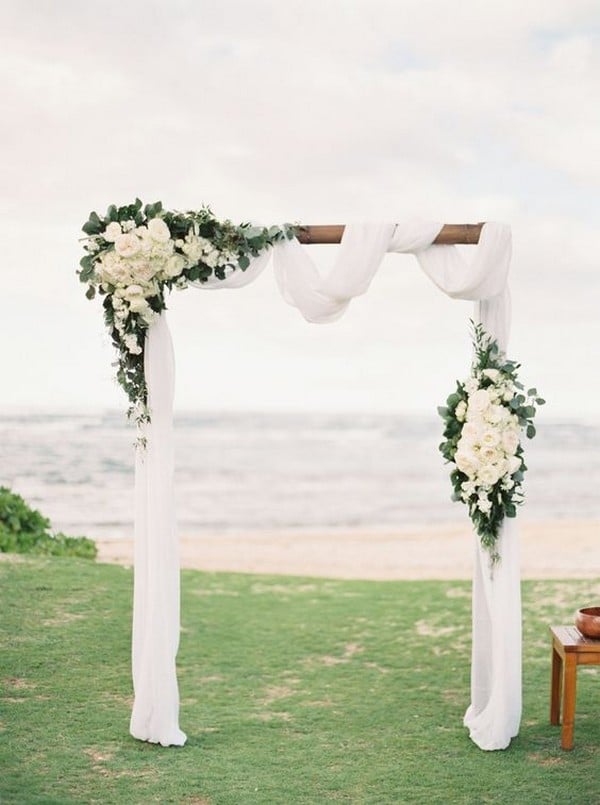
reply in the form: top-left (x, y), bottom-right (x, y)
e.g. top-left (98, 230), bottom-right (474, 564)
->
top-left (0, 556), bottom-right (599, 804)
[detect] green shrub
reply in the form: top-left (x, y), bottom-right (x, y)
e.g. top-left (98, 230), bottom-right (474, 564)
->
top-left (0, 487), bottom-right (97, 559)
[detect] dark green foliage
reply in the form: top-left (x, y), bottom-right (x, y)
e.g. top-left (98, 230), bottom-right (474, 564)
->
top-left (0, 487), bottom-right (96, 559)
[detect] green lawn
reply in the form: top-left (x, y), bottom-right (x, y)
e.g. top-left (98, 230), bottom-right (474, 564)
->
top-left (1, 556), bottom-right (599, 804)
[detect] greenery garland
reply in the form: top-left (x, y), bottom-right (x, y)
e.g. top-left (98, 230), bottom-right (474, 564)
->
top-left (438, 323), bottom-right (544, 563)
top-left (78, 199), bottom-right (297, 424)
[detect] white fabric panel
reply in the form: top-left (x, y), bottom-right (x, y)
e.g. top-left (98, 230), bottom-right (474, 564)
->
top-left (400, 222), bottom-right (520, 750)
top-left (130, 314), bottom-right (186, 747)
top-left (134, 220), bottom-right (519, 751)
top-left (272, 223), bottom-right (396, 322)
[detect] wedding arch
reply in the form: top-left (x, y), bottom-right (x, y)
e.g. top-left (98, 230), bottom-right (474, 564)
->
top-left (79, 206), bottom-right (523, 753)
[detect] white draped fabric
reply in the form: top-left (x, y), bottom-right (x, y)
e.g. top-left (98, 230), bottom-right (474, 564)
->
top-left (132, 220), bottom-right (519, 751)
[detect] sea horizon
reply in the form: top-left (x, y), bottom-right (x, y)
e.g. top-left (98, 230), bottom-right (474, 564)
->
top-left (2, 408), bottom-right (599, 542)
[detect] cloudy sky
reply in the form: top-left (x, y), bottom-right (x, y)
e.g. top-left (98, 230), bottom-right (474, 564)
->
top-left (2, 0), bottom-right (599, 418)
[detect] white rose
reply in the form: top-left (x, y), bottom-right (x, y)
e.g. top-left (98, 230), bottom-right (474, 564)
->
top-left (114, 233), bottom-right (141, 257)
top-left (468, 389), bottom-right (492, 417)
top-left (479, 446), bottom-right (501, 465)
top-left (461, 421), bottom-right (481, 442)
top-left (148, 218), bottom-right (171, 243)
top-left (455, 449), bottom-right (480, 479)
top-left (503, 389), bottom-right (514, 402)
top-left (480, 429), bottom-right (500, 448)
top-left (104, 221), bottom-right (122, 242)
top-left (501, 429), bottom-right (520, 455)
top-left (478, 464), bottom-right (502, 486)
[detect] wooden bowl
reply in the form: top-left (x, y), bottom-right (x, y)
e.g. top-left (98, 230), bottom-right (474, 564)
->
top-left (575, 607), bottom-right (600, 639)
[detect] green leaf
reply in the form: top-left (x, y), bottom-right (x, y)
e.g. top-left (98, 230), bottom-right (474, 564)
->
top-left (85, 286), bottom-right (96, 300)
top-left (82, 215), bottom-right (102, 236)
top-left (526, 424), bottom-right (536, 439)
top-left (437, 406), bottom-right (448, 418)
top-left (244, 226), bottom-right (264, 239)
top-left (527, 388), bottom-right (537, 396)
top-left (238, 254), bottom-right (250, 270)
top-left (536, 398), bottom-right (546, 405)
top-left (79, 255), bottom-right (96, 283)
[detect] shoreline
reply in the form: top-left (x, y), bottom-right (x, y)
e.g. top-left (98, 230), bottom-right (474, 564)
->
top-left (95, 519), bottom-right (600, 580)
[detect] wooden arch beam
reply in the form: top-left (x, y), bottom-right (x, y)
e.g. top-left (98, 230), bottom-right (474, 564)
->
top-left (296, 223), bottom-right (484, 245)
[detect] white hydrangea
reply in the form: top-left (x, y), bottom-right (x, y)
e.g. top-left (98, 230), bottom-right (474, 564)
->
top-left (122, 333), bottom-right (142, 355)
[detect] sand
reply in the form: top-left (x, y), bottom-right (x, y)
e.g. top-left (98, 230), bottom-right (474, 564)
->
top-left (95, 519), bottom-right (599, 580)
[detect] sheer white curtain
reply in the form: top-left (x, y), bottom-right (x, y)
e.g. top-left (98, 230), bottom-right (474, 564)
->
top-left (132, 220), bottom-right (519, 751)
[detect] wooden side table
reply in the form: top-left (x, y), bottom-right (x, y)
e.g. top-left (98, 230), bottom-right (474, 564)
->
top-left (550, 625), bottom-right (600, 750)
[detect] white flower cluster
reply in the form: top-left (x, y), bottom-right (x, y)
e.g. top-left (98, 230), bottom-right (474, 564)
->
top-left (91, 218), bottom-right (235, 352)
top-left (93, 218), bottom-right (184, 342)
top-left (453, 368), bottom-right (522, 514)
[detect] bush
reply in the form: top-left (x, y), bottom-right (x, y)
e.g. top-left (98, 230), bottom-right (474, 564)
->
top-left (0, 487), bottom-right (97, 560)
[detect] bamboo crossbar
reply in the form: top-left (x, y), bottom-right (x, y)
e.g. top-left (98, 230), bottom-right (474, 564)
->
top-left (296, 223), bottom-right (484, 245)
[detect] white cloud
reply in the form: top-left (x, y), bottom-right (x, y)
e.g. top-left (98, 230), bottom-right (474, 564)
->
top-left (1, 0), bottom-right (598, 417)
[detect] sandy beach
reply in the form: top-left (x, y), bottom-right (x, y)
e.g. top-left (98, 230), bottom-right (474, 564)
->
top-left (95, 519), bottom-right (599, 580)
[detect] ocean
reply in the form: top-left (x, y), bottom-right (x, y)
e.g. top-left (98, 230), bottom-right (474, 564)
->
top-left (1, 411), bottom-right (598, 540)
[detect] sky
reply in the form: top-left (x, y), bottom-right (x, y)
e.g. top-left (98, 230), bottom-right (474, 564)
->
top-left (1, 0), bottom-right (599, 418)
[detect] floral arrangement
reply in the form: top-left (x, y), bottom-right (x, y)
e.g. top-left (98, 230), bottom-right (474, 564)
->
top-left (438, 323), bottom-right (544, 563)
top-left (78, 199), bottom-right (296, 423)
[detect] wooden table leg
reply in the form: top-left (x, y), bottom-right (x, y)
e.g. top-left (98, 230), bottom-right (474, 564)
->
top-left (550, 644), bottom-right (562, 726)
top-left (561, 653), bottom-right (577, 750)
